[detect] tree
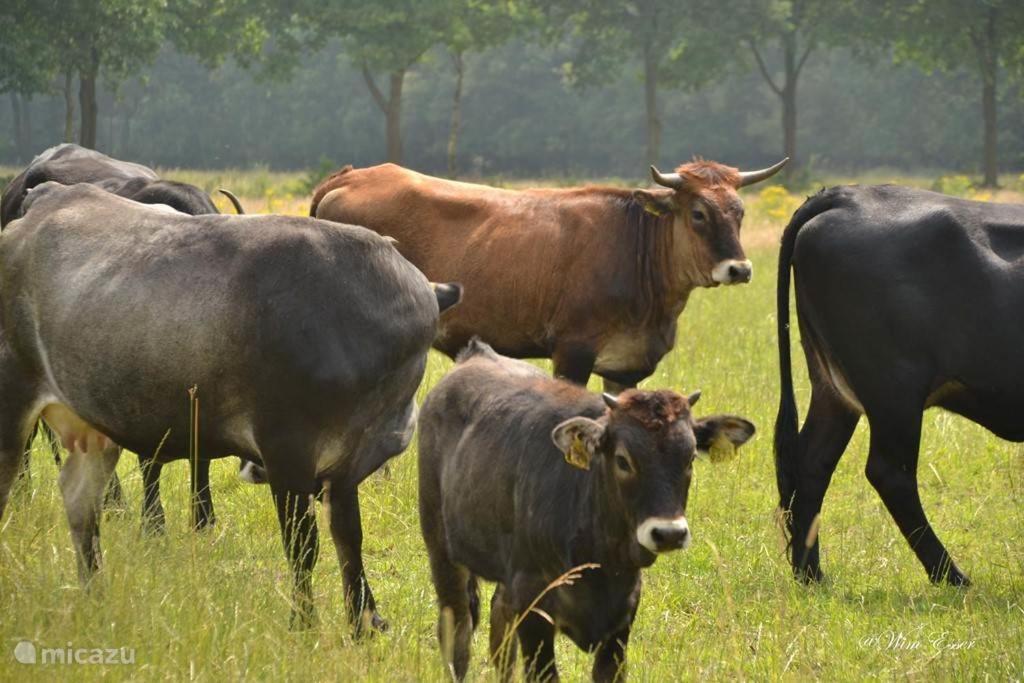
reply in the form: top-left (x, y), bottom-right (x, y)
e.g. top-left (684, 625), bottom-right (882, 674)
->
top-left (312, 1), bottom-right (453, 164)
top-left (541, 0), bottom-right (726, 167)
top-left (0, 0), bottom-right (59, 159)
top-left (887, 0), bottom-right (1024, 187)
top-left (700, 0), bottom-right (862, 172)
top-left (31, 0), bottom-right (166, 149)
top-left (441, 1), bottom-right (534, 176)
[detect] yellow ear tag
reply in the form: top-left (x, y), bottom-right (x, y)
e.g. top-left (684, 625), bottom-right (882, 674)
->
top-left (565, 434), bottom-right (591, 470)
top-left (708, 433), bottom-right (737, 464)
top-left (642, 202), bottom-right (664, 217)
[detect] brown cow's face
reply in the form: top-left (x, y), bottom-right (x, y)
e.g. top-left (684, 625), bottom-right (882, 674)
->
top-left (551, 390), bottom-right (755, 568)
top-left (634, 185), bottom-right (751, 288)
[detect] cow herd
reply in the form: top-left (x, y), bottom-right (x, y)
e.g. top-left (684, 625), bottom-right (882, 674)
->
top-left (0, 143), bottom-right (1021, 681)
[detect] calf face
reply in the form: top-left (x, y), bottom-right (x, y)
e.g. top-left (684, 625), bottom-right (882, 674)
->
top-left (552, 390), bottom-right (755, 566)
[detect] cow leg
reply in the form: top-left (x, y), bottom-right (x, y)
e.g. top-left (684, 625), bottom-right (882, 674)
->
top-left (190, 458), bottom-right (215, 530)
top-left (592, 627), bottom-right (630, 683)
top-left (553, 345), bottom-right (595, 386)
top-left (326, 482), bottom-right (386, 636)
top-left (864, 411), bottom-right (969, 586)
top-left (58, 444), bottom-right (121, 583)
top-left (272, 487), bottom-right (319, 629)
top-left (428, 559), bottom-right (473, 680)
top-left (103, 470), bottom-right (127, 512)
top-left (0, 423), bottom-right (35, 520)
top-left (139, 456), bottom-right (166, 534)
top-left (517, 612), bottom-right (558, 682)
top-left (489, 584), bottom-right (518, 683)
top-left (790, 387), bottom-right (859, 582)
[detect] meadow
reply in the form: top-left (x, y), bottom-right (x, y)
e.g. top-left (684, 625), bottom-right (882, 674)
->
top-left (0, 169), bottom-right (1022, 681)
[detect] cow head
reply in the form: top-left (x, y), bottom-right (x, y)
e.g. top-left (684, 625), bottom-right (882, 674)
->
top-left (551, 389), bottom-right (755, 567)
top-left (632, 158), bottom-right (788, 287)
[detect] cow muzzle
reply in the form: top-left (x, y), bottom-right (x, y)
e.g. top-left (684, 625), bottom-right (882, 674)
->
top-left (636, 516), bottom-right (691, 553)
top-left (711, 259), bottom-right (753, 285)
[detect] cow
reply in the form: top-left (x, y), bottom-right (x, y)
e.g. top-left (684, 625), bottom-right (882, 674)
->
top-left (418, 339), bottom-right (755, 681)
top-left (0, 143), bottom-right (251, 532)
top-left (0, 143), bottom-right (246, 225)
top-left (775, 184), bottom-right (1024, 587)
top-left (0, 182), bottom-right (461, 632)
top-left (310, 158), bottom-right (786, 393)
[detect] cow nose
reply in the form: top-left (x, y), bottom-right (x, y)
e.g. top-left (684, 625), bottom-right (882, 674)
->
top-left (728, 262), bottom-right (752, 283)
top-left (651, 525), bottom-right (689, 551)
top-left (637, 516), bottom-right (691, 553)
top-left (711, 259), bottom-right (753, 285)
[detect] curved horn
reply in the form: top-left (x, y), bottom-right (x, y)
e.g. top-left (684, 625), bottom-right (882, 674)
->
top-left (738, 157), bottom-right (789, 188)
top-left (649, 165), bottom-right (685, 190)
top-left (602, 392), bottom-right (620, 410)
top-left (218, 188), bottom-right (245, 214)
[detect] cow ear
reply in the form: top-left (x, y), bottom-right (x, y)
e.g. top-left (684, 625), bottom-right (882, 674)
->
top-left (633, 189), bottom-right (677, 217)
top-left (551, 417), bottom-right (605, 471)
top-left (693, 415), bottom-right (755, 464)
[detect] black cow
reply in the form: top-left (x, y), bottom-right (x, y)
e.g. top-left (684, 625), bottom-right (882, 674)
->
top-left (419, 340), bottom-right (754, 681)
top-left (0, 182), bottom-right (461, 631)
top-left (775, 184), bottom-right (1024, 586)
top-left (0, 143), bottom-right (243, 225)
top-left (0, 143), bottom-right (251, 532)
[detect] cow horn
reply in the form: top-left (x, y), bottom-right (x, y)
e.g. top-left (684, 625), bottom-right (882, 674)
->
top-left (218, 188), bottom-right (245, 214)
top-left (650, 165), bottom-right (685, 190)
top-left (738, 158), bottom-right (789, 188)
top-left (602, 392), bottom-right (620, 410)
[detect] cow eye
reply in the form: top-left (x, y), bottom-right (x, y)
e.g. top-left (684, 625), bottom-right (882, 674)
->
top-left (691, 209), bottom-right (706, 223)
top-left (615, 453), bottom-right (635, 475)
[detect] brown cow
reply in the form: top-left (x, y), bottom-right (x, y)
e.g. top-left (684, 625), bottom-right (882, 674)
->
top-left (310, 159), bottom-right (786, 390)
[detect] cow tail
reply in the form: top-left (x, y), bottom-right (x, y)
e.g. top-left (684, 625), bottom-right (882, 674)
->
top-left (774, 190), bottom-right (837, 526)
top-left (308, 164), bottom-right (354, 217)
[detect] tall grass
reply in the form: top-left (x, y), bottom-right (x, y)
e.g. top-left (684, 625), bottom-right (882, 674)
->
top-left (0, 179), bottom-right (1022, 681)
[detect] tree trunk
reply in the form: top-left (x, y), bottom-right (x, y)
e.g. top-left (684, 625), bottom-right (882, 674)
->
top-left (642, 42), bottom-right (660, 168)
top-left (10, 93), bottom-right (23, 162)
top-left (20, 95), bottom-right (31, 158)
top-left (385, 71), bottom-right (405, 164)
top-left (447, 51), bottom-right (465, 178)
top-left (63, 69), bottom-right (75, 142)
top-left (78, 48), bottom-right (100, 149)
top-left (979, 7), bottom-right (998, 188)
top-left (781, 32), bottom-right (798, 169)
top-left (361, 63), bottom-right (406, 164)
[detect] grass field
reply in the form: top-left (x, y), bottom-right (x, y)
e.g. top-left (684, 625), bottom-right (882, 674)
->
top-left (0, 171), bottom-right (1022, 681)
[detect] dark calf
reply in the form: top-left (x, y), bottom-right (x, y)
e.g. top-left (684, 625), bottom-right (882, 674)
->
top-left (419, 341), bottom-right (754, 681)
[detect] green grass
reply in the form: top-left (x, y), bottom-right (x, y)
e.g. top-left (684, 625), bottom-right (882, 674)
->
top-left (1, 181), bottom-right (1023, 681)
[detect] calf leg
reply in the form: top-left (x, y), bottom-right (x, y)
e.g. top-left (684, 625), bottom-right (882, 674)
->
top-left (104, 470), bottom-right (127, 512)
top-left (518, 612), bottom-right (558, 682)
top-left (489, 584), bottom-right (518, 683)
top-left (326, 482), bottom-right (386, 636)
top-left (592, 627), bottom-right (630, 683)
top-left (864, 411), bottom-right (968, 586)
top-left (552, 344), bottom-right (595, 386)
top-left (190, 458), bottom-right (215, 530)
top-left (272, 487), bottom-right (319, 628)
top-left (790, 386), bottom-right (859, 582)
top-left (429, 559), bottom-right (474, 681)
top-left (139, 456), bottom-right (166, 534)
top-left (58, 444), bottom-right (121, 582)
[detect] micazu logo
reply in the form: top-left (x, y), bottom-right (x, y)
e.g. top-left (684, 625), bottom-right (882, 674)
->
top-left (13, 639), bottom-right (136, 665)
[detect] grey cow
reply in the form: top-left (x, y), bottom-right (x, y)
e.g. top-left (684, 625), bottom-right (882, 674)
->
top-left (418, 340), bottom-right (755, 681)
top-left (0, 182), bottom-right (460, 631)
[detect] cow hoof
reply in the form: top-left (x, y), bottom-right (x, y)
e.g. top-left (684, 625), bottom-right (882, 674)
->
top-left (354, 609), bottom-right (389, 638)
top-left (934, 565), bottom-right (971, 588)
top-left (794, 564), bottom-right (825, 584)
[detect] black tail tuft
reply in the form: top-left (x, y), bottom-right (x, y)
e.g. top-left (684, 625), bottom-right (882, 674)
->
top-left (775, 188), bottom-right (841, 520)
